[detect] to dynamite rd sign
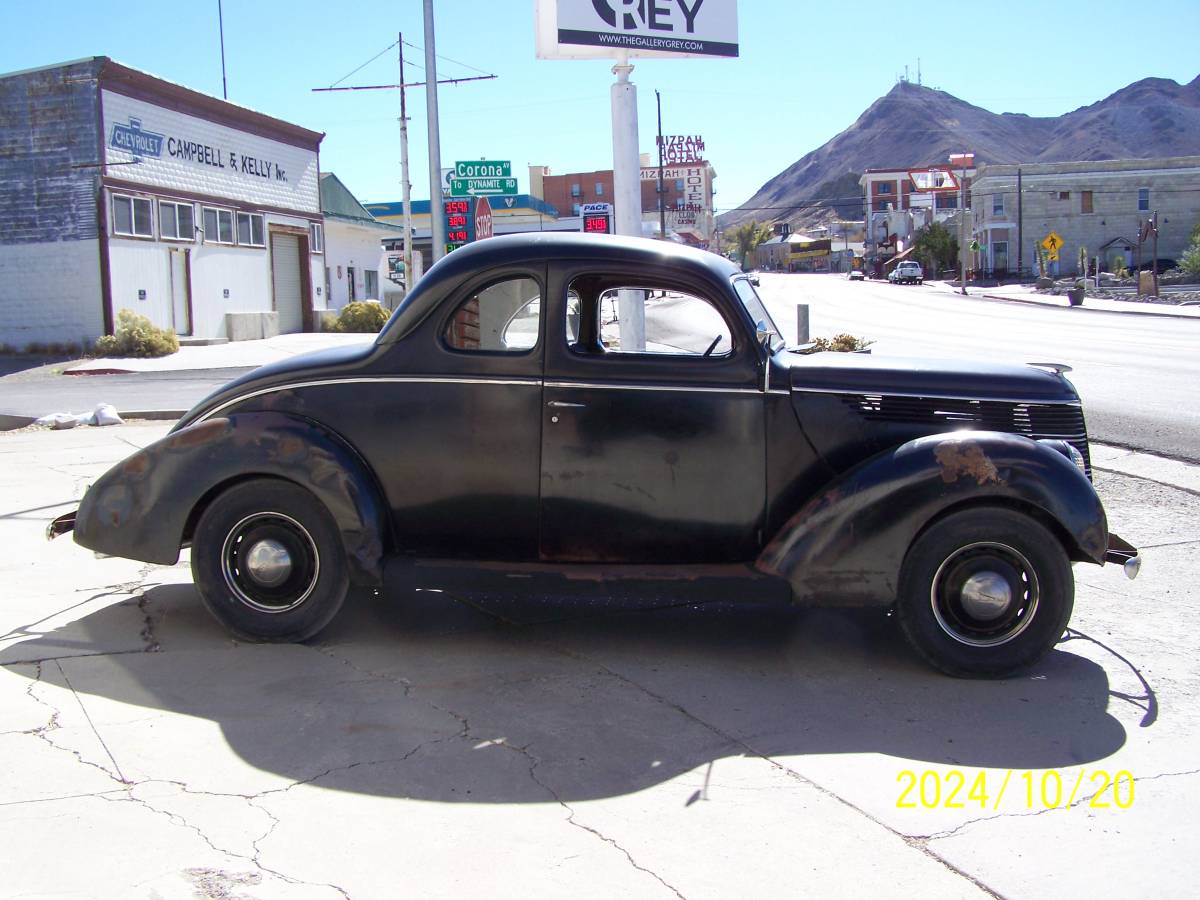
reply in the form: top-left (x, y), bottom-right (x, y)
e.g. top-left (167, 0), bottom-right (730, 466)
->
top-left (455, 160), bottom-right (511, 179)
top-left (448, 177), bottom-right (519, 197)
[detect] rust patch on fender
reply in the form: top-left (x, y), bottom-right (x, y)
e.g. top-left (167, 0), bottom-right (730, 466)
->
top-left (166, 418), bottom-right (229, 451)
top-left (935, 441), bottom-right (1002, 486)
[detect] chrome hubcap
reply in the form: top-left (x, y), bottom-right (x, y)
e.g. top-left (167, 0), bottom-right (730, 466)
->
top-left (960, 571), bottom-right (1013, 621)
top-left (930, 542), bottom-right (1039, 647)
top-left (244, 539), bottom-right (293, 587)
top-left (220, 512), bottom-right (319, 614)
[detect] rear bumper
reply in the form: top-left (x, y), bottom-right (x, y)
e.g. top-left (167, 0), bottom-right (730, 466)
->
top-left (1105, 532), bottom-right (1142, 579)
top-left (46, 509), bottom-right (76, 541)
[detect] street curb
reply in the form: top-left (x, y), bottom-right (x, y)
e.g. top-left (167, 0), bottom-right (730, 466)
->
top-left (979, 292), bottom-right (1200, 320)
top-left (0, 408), bottom-right (183, 432)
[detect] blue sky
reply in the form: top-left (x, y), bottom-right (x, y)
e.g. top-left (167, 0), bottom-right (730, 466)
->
top-left (4, 1), bottom-right (1198, 212)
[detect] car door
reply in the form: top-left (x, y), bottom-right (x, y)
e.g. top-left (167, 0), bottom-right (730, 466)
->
top-left (539, 265), bottom-right (767, 564)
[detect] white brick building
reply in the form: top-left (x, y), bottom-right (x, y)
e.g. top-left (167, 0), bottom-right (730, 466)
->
top-left (0, 58), bottom-right (327, 347)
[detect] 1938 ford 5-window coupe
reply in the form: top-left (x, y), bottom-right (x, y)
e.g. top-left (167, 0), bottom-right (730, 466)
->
top-left (51, 234), bottom-right (1140, 677)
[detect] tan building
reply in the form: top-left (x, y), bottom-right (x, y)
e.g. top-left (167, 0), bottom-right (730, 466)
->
top-left (970, 156), bottom-right (1200, 277)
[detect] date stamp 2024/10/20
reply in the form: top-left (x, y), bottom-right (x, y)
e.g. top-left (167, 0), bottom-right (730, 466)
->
top-left (897, 769), bottom-right (1135, 811)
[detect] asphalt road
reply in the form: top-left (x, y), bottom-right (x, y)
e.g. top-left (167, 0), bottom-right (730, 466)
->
top-left (757, 274), bottom-right (1200, 463)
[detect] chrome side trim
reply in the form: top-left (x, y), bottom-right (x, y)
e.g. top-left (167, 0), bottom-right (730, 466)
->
top-left (195, 376), bottom-right (543, 424)
top-left (545, 380), bottom-right (762, 396)
top-left (791, 385), bottom-right (1082, 406)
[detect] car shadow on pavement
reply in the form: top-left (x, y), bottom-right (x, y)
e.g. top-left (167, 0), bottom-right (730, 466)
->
top-left (2, 576), bottom-right (1128, 803)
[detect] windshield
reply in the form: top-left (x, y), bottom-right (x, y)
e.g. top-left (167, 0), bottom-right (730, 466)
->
top-left (732, 276), bottom-right (783, 348)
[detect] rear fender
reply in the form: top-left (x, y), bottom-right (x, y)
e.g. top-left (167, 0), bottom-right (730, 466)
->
top-left (74, 412), bottom-right (387, 585)
top-left (757, 431), bottom-right (1108, 606)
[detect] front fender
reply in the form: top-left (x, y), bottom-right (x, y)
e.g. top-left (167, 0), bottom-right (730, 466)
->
top-left (74, 412), bottom-right (387, 585)
top-left (757, 431), bottom-right (1108, 606)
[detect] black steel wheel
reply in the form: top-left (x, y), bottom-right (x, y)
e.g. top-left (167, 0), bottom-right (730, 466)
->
top-left (896, 508), bottom-right (1073, 677)
top-left (191, 479), bottom-right (349, 642)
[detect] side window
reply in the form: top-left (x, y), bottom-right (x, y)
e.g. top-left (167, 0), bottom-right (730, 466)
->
top-left (569, 281), bottom-right (732, 357)
top-left (445, 277), bottom-right (541, 352)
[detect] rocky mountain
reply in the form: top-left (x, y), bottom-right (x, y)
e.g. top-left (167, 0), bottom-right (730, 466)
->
top-left (720, 74), bottom-right (1200, 231)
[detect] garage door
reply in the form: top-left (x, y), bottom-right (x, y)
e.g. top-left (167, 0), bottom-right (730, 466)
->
top-left (271, 233), bottom-right (303, 333)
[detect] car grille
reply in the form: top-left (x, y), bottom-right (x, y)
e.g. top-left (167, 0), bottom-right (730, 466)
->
top-left (837, 393), bottom-right (1092, 479)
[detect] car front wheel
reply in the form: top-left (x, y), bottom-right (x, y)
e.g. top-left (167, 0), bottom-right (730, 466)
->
top-left (191, 478), bottom-right (349, 642)
top-left (896, 508), bottom-right (1073, 677)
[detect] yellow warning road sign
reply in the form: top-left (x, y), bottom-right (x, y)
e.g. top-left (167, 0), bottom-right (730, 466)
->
top-left (1042, 232), bottom-right (1064, 253)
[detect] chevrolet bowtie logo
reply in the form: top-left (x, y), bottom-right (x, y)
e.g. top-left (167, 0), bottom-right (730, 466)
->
top-left (109, 117), bottom-right (165, 159)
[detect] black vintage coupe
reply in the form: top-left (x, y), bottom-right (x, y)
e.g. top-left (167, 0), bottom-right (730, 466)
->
top-left (52, 234), bottom-right (1140, 676)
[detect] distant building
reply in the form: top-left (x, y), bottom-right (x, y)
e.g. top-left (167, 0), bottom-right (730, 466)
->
top-left (860, 163), bottom-right (976, 265)
top-left (536, 157), bottom-right (718, 247)
top-left (0, 58), bottom-right (326, 346)
top-left (970, 156), bottom-right (1200, 277)
top-left (318, 173), bottom-right (404, 310)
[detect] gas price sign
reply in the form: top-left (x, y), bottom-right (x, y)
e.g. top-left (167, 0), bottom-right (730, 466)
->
top-left (444, 199), bottom-right (474, 253)
top-left (580, 202), bottom-right (612, 234)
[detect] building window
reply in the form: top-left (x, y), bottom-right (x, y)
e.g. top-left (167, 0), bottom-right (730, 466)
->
top-left (348, 266), bottom-right (357, 302)
top-left (675, 179), bottom-right (684, 191)
top-left (570, 183), bottom-right (582, 197)
top-left (1056, 191), bottom-right (1070, 201)
top-left (595, 182), bottom-right (604, 196)
top-left (572, 203), bottom-right (581, 215)
top-left (158, 200), bottom-right (195, 241)
top-left (1081, 190), bottom-right (1094, 214)
top-left (202, 207), bottom-right (235, 244)
top-left (992, 194), bottom-right (1004, 216)
top-left (878, 183), bottom-right (893, 194)
top-left (113, 194), bottom-right (152, 237)
top-left (365, 269), bottom-right (378, 300)
top-left (1138, 188), bottom-right (1150, 212)
top-left (310, 222), bottom-right (324, 253)
top-left (236, 212), bottom-right (265, 247)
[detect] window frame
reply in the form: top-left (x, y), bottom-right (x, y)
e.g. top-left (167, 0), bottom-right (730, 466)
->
top-left (1081, 190), bottom-right (1094, 215)
top-left (236, 211), bottom-right (266, 247)
top-left (202, 206), bottom-right (236, 245)
top-left (570, 280), bottom-right (736, 361)
top-left (112, 193), bottom-right (153, 239)
top-left (158, 199), bottom-right (195, 242)
top-left (992, 193), bottom-right (1004, 216)
top-left (309, 222), bottom-right (325, 253)
top-left (441, 275), bottom-right (545, 356)
top-left (1137, 187), bottom-right (1150, 212)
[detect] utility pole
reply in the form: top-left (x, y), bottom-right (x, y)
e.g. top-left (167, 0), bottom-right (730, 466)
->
top-left (217, 0), bottom-right (228, 99)
top-left (424, 0), bottom-right (445, 263)
top-left (398, 35), bottom-right (413, 289)
top-left (655, 89), bottom-right (666, 240)
top-left (1017, 168), bottom-right (1023, 278)
top-left (949, 152), bottom-right (974, 294)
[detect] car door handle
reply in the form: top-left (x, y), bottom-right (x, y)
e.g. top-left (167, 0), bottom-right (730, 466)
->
top-left (547, 401), bottom-right (587, 409)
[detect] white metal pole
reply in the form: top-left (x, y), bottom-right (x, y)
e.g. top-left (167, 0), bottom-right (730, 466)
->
top-left (611, 51), bottom-right (645, 350)
top-left (398, 35), bottom-right (414, 288)
top-left (424, 0), bottom-right (445, 263)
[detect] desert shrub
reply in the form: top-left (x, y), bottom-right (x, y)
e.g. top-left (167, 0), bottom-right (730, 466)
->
top-left (94, 309), bottom-right (179, 358)
top-left (333, 301), bottom-right (388, 333)
top-left (1180, 242), bottom-right (1200, 276)
top-left (809, 333), bottom-right (874, 353)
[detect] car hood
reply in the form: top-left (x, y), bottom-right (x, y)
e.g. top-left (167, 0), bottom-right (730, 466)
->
top-left (172, 341), bottom-right (378, 431)
top-left (783, 351), bottom-right (1079, 403)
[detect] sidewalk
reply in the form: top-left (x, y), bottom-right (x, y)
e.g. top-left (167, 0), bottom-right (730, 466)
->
top-left (927, 280), bottom-right (1200, 319)
top-left (66, 331), bottom-right (374, 375)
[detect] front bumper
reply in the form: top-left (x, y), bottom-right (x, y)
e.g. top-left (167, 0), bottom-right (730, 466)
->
top-left (1105, 533), bottom-right (1142, 579)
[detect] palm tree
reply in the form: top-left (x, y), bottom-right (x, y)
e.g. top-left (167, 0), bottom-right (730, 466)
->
top-left (726, 220), bottom-right (775, 270)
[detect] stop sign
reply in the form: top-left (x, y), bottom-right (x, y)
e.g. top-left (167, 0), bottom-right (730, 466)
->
top-left (474, 195), bottom-right (493, 241)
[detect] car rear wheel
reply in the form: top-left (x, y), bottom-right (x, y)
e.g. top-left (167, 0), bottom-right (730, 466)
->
top-left (191, 478), bottom-right (349, 642)
top-left (896, 508), bottom-right (1073, 677)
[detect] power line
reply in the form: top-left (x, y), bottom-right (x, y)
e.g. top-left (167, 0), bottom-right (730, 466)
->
top-left (400, 37), bottom-right (491, 78)
top-left (328, 41), bottom-right (399, 89)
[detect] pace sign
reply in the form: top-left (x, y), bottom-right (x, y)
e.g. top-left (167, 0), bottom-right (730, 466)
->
top-left (580, 202), bottom-right (612, 234)
top-left (535, 0), bottom-right (739, 60)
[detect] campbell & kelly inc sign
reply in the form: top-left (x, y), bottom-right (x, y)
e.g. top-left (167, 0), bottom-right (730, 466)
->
top-left (102, 91), bottom-right (319, 214)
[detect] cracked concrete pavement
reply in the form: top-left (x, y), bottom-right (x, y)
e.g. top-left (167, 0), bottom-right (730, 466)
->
top-left (2, 423), bottom-right (1198, 898)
